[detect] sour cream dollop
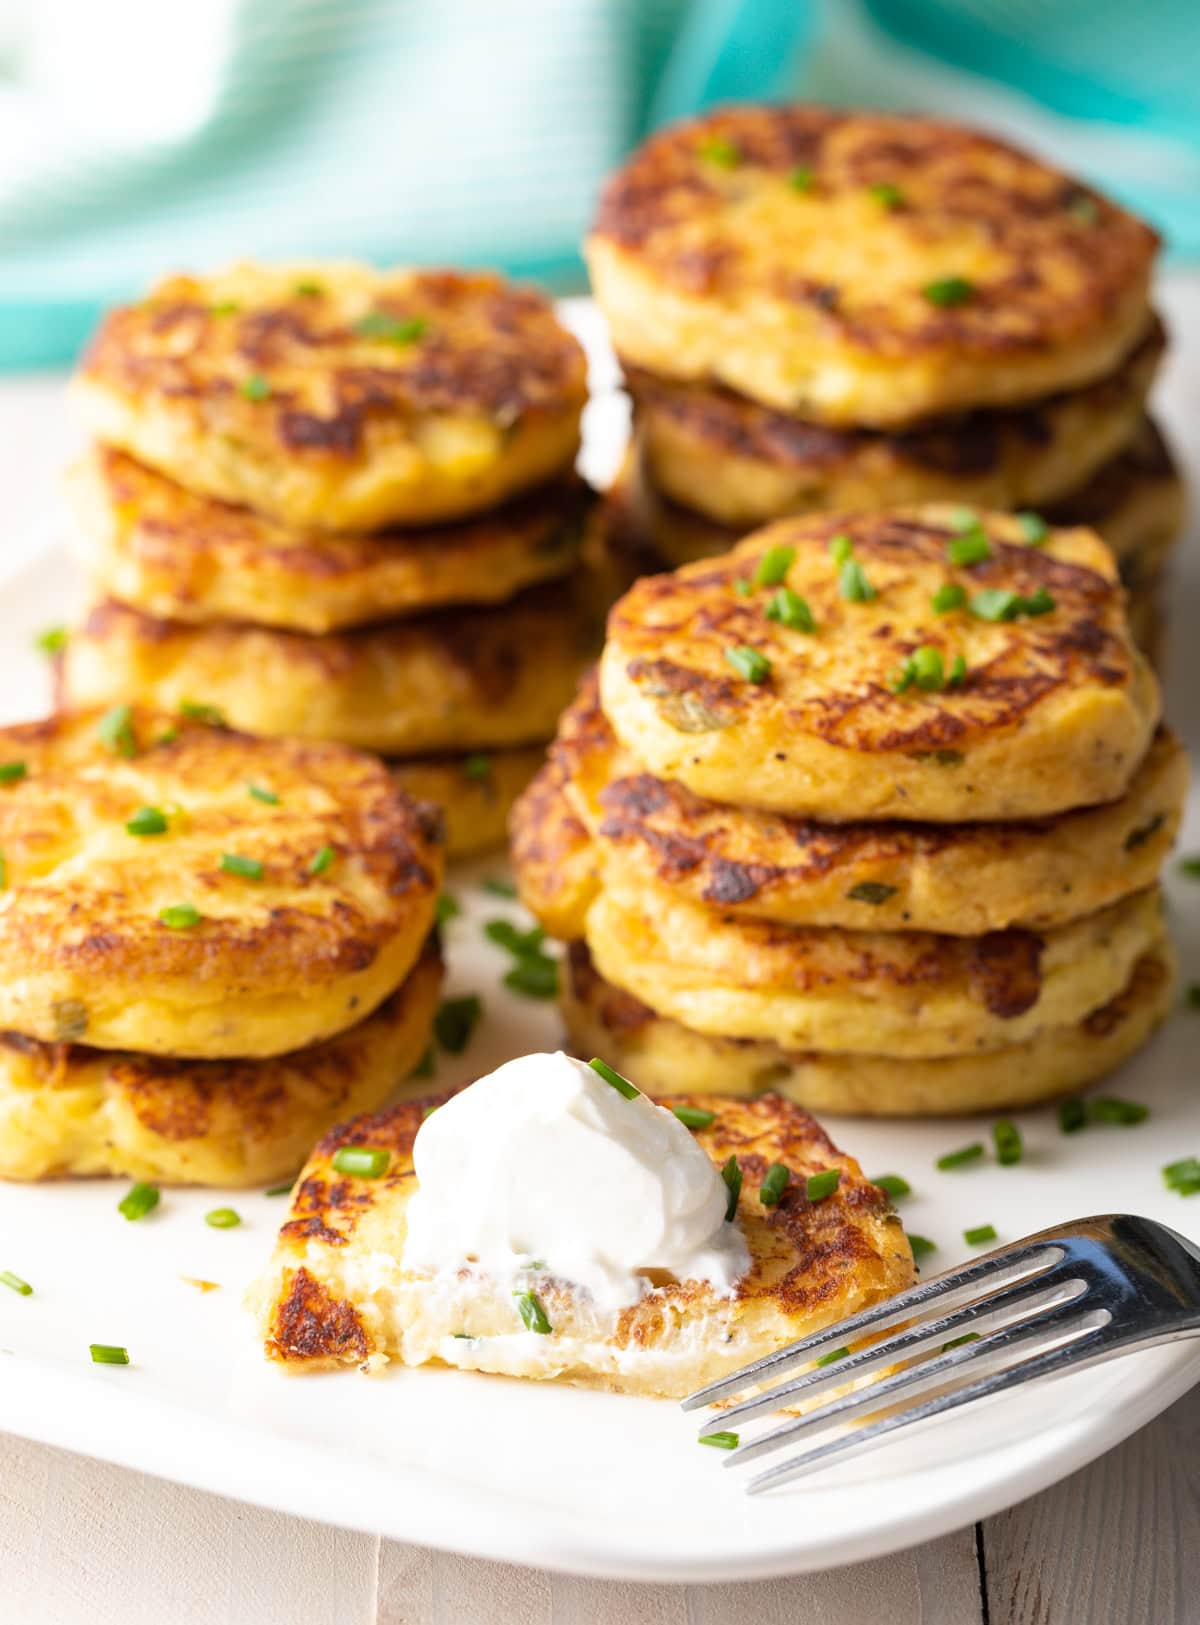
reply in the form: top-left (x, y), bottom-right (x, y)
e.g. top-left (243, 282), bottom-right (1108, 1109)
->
top-left (401, 1052), bottom-right (749, 1313)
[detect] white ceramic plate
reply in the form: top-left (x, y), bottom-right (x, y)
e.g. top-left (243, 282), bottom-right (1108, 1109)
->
top-left (0, 295), bottom-right (1198, 1582)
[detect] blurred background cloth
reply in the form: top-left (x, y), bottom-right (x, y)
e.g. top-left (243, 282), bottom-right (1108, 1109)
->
top-left (1, 0), bottom-right (1197, 369)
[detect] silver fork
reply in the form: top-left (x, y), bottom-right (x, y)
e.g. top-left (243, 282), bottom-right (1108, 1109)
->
top-left (682, 1214), bottom-right (1200, 1494)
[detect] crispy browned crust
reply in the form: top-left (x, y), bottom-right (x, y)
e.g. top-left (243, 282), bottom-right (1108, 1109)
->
top-left (1046, 417), bottom-right (1182, 573)
top-left (593, 106), bottom-right (1157, 362)
top-left (509, 753), bottom-right (600, 939)
top-left (79, 269), bottom-right (586, 463)
top-left (0, 708), bottom-right (441, 997)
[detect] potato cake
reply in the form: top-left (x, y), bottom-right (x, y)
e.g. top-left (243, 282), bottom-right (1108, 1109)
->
top-left (0, 709), bottom-right (442, 1057)
top-left (625, 317), bottom-right (1164, 529)
top-left (600, 507), bottom-right (1159, 822)
top-left (255, 1090), bottom-right (913, 1397)
top-left (587, 106), bottom-right (1157, 426)
top-left (0, 939), bottom-right (441, 1185)
top-left (68, 446), bottom-right (589, 633)
top-left (391, 746), bottom-right (545, 860)
top-left (70, 263), bottom-right (586, 530)
top-left (563, 941), bottom-right (1176, 1117)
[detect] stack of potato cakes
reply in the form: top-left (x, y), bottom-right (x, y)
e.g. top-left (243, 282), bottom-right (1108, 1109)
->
top-left (513, 506), bottom-right (1186, 1115)
top-left (59, 262), bottom-right (597, 858)
top-left (585, 106), bottom-right (1183, 664)
top-left (0, 708), bottom-right (443, 1183)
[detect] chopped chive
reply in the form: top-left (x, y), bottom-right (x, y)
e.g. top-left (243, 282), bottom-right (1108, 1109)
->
top-left (942, 1332), bottom-right (981, 1352)
top-left (923, 276), bottom-right (974, 307)
top-left (1125, 815), bottom-right (1167, 850)
top-left (752, 545), bottom-right (795, 588)
top-left (1058, 1097), bottom-right (1086, 1134)
top-left (220, 852), bottom-right (263, 879)
top-left (204, 1208), bottom-right (241, 1229)
top-left (179, 701), bottom-right (225, 725)
top-left (699, 1430), bottom-right (739, 1449)
top-left (294, 279), bottom-right (324, 297)
top-left (815, 1345), bottom-right (849, 1366)
top-left (246, 784), bottom-right (279, 805)
top-left (421, 1103), bottom-right (439, 1121)
top-left (724, 645), bottom-right (771, 683)
top-left (847, 881), bottom-right (896, 905)
top-left (911, 646), bottom-right (945, 690)
top-left (873, 1173), bottom-right (911, 1201)
top-left (946, 529), bottom-right (991, 567)
top-left (947, 654), bottom-right (967, 687)
top-left (435, 892), bottom-right (460, 926)
top-left (993, 1119), bottom-right (1023, 1166)
top-left (90, 1344), bottom-right (129, 1365)
top-left (504, 955), bottom-right (559, 999)
top-left (672, 1105), bottom-right (716, 1130)
top-left (733, 577), bottom-right (752, 597)
top-left (891, 661), bottom-right (915, 695)
top-left (0, 1270), bottom-right (32, 1296)
top-left (765, 587), bottom-right (816, 632)
top-left (36, 626), bottom-right (67, 657)
top-left (514, 1291), bottom-right (553, 1334)
top-left (806, 1169), bottom-right (840, 1202)
top-left (484, 919), bottom-right (545, 957)
top-left (907, 1234), bottom-right (937, 1261)
top-left (1163, 1158), bottom-right (1200, 1196)
top-left (331, 1146), bottom-right (390, 1178)
top-left (1089, 1096), bottom-right (1148, 1126)
top-left (1016, 512), bottom-right (1049, 545)
top-left (868, 181), bottom-right (904, 207)
top-left (829, 533), bottom-right (853, 564)
top-left (721, 1155), bottom-right (743, 1221)
top-left (118, 1182), bottom-right (160, 1221)
top-left (98, 703), bottom-right (136, 758)
top-left (264, 1182), bottom-right (294, 1197)
top-left (126, 806), bottom-right (168, 837)
top-left (410, 1047), bottom-right (436, 1080)
top-left (434, 994), bottom-right (482, 1054)
top-left (964, 1224), bottom-right (998, 1246)
top-left (759, 1163), bottom-right (790, 1207)
top-left (240, 373), bottom-right (271, 401)
top-left (308, 844), bottom-right (335, 876)
top-left (788, 166), bottom-right (815, 192)
top-left (0, 761), bottom-right (27, 784)
top-left (159, 903), bottom-right (201, 930)
top-left (936, 1142), bottom-right (984, 1171)
top-left (589, 1056), bottom-right (639, 1099)
top-left (839, 558), bottom-right (876, 602)
top-left (1176, 855), bottom-right (1200, 878)
top-left (970, 587), bottom-right (1054, 622)
top-left (0, 852), bottom-right (6, 889)
top-left (1189, 984), bottom-right (1200, 1011)
top-left (481, 875), bottom-right (517, 897)
top-left (697, 135), bottom-right (739, 168)
top-left (463, 754), bottom-right (492, 781)
top-left (932, 582), bottom-right (966, 614)
top-left (210, 300), bottom-right (239, 315)
top-left (354, 312), bottom-right (428, 344)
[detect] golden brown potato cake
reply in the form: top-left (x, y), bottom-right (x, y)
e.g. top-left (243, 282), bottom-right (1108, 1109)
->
top-left (587, 106), bottom-right (1157, 426)
top-left (1046, 417), bottom-right (1184, 593)
top-left (254, 1090), bottom-right (913, 1397)
top-left (524, 677), bottom-right (1185, 936)
top-left (0, 939), bottom-right (441, 1185)
top-left (68, 446), bottom-right (589, 633)
top-left (563, 941), bottom-right (1176, 1117)
top-left (0, 709), bottom-right (442, 1058)
top-left (61, 579), bottom-right (603, 756)
top-left (600, 507), bottom-right (1159, 822)
top-left (390, 746), bottom-right (544, 860)
top-left (625, 318), bottom-right (1164, 529)
top-left (70, 262), bottom-right (587, 530)
top-left (586, 879), bottom-right (1164, 1058)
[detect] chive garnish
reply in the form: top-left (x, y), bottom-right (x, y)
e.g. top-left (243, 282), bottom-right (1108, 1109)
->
top-left (907, 1234), bottom-right (937, 1261)
top-left (309, 844), bottom-right (335, 876)
top-left (159, 903), bottom-right (201, 930)
top-left (90, 1345), bottom-right (130, 1365)
top-left (1189, 984), bottom-right (1200, 1011)
top-left (936, 1142), bottom-right (984, 1171)
top-left (435, 893), bottom-right (460, 926)
top-left (932, 582), bottom-right (966, 614)
top-left (697, 136), bottom-right (739, 168)
top-left (98, 703), bottom-right (136, 758)
top-left (724, 645), bottom-right (771, 683)
top-left (1058, 1098), bottom-right (1086, 1134)
top-left (1176, 855), bottom-right (1200, 878)
top-left (672, 1105), bottom-right (715, 1130)
top-left (752, 545), bottom-right (795, 588)
top-left (589, 1056), bottom-right (639, 1100)
top-left (246, 784), bottom-right (279, 805)
top-left (463, 754), bottom-right (492, 781)
top-left (126, 806), bottom-right (168, 837)
top-left (410, 1047), bottom-right (435, 1080)
top-left (839, 558), bottom-right (876, 602)
top-left (947, 654), bottom-right (967, 687)
top-left (759, 1163), bottom-right (790, 1206)
top-left (205, 1208), bottom-right (241, 1229)
top-left (220, 852), bottom-right (263, 879)
top-left (828, 533), bottom-right (854, 564)
top-left (993, 1119), bottom-right (1023, 1166)
top-left (484, 919), bottom-right (545, 957)
top-left (847, 881), bottom-right (896, 905)
top-left (970, 587), bottom-right (1054, 622)
top-left (942, 1332), bottom-right (981, 1352)
top-left (923, 276), bottom-right (974, 307)
top-left (806, 1169), bottom-right (840, 1201)
top-left (765, 587), bottom-right (816, 632)
top-left (211, 300), bottom-right (239, 315)
top-left (434, 994), bottom-right (482, 1054)
top-left (789, 166), bottom-right (815, 192)
top-left (946, 529), bottom-right (991, 567)
top-left (815, 1345), bottom-right (849, 1366)
top-left (1089, 1096), bottom-right (1148, 1126)
top-left (0, 1271), bottom-right (32, 1296)
top-left (721, 1155), bottom-right (742, 1221)
top-left (331, 1146), bottom-right (390, 1178)
top-left (873, 1173), bottom-right (911, 1200)
top-left (421, 1103), bottom-right (439, 1121)
top-left (481, 875), bottom-right (517, 897)
top-left (240, 374), bottom-right (271, 401)
top-left (294, 279), bottom-right (324, 297)
top-left (699, 1430), bottom-right (739, 1449)
top-left (0, 853), bottom-right (7, 889)
top-left (36, 626), bottom-right (67, 657)
top-left (514, 1291), bottom-right (553, 1334)
top-left (264, 1182), bottom-right (294, 1197)
top-left (964, 1224), bottom-right (998, 1246)
top-left (179, 701), bottom-right (225, 725)
top-left (1016, 512), bottom-right (1049, 545)
top-left (910, 646), bottom-right (945, 690)
top-left (733, 577), bottom-right (752, 597)
top-left (354, 313), bottom-right (428, 345)
top-left (1163, 1158), bottom-right (1200, 1196)
top-left (0, 761), bottom-right (27, 784)
top-left (118, 1182), bottom-right (160, 1221)
top-left (504, 956), bottom-right (559, 999)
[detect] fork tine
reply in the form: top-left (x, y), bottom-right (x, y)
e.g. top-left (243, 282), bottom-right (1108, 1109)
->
top-left (681, 1240), bottom-right (1065, 1411)
top-left (709, 1265), bottom-right (1086, 1433)
top-left (743, 1305), bottom-right (1110, 1494)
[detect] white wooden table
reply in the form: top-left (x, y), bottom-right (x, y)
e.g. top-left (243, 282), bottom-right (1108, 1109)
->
top-left (2, 298), bottom-right (1198, 1623)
